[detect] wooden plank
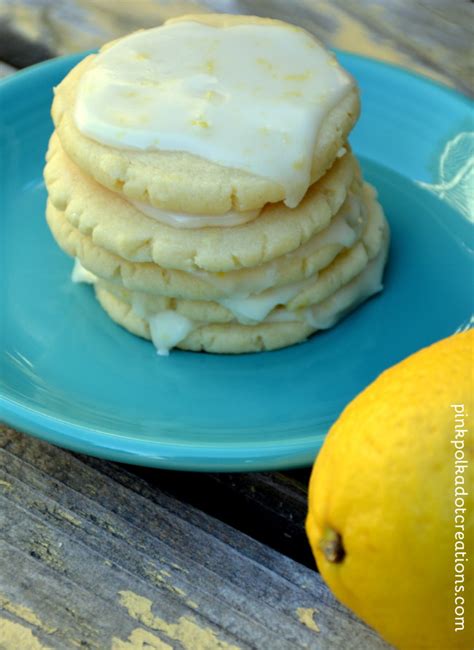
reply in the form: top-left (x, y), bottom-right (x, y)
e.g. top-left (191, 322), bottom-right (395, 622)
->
top-left (0, 18), bottom-right (54, 68)
top-left (331, 0), bottom-right (473, 93)
top-left (0, 0), bottom-right (471, 93)
top-left (127, 467), bottom-right (315, 569)
top-left (0, 427), bottom-right (390, 649)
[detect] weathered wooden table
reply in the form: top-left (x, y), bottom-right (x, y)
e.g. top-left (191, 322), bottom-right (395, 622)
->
top-left (1, 2), bottom-right (472, 648)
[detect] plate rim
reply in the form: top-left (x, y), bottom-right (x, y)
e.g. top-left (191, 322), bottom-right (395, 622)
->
top-left (0, 393), bottom-right (322, 471)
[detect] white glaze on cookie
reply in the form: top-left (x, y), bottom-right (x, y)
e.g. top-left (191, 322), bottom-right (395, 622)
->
top-left (130, 200), bottom-right (260, 228)
top-left (74, 20), bottom-right (353, 207)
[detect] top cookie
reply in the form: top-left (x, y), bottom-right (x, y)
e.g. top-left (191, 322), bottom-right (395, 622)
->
top-left (52, 13), bottom-right (359, 215)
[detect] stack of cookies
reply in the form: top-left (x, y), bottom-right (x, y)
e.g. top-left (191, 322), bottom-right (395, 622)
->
top-left (44, 13), bottom-right (389, 354)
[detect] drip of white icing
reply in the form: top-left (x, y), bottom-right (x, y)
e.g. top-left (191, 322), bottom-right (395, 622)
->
top-left (72, 258), bottom-right (97, 284)
top-left (148, 311), bottom-right (193, 356)
top-left (218, 275), bottom-right (317, 324)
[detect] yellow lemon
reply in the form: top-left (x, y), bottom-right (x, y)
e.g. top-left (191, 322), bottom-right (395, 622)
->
top-left (306, 330), bottom-right (473, 649)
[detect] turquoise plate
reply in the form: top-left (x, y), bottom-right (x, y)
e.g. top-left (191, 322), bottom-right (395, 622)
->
top-left (1, 53), bottom-right (472, 471)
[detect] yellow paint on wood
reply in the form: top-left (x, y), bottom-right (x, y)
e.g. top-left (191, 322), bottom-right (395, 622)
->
top-left (57, 509), bottom-right (82, 527)
top-left (296, 607), bottom-right (321, 633)
top-left (118, 591), bottom-right (240, 649)
top-left (0, 595), bottom-right (57, 634)
top-left (186, 600), bottom-right (199, 610)
top-left (29, 536), bottom-right (65, 572)
top-left (0, 616), bottom-right (52, 650)
top-left (144, 566), bottom-right (199, 610)
top-left (171, 563), bottom-right (188, 573)
top-left (112, 627), bottom-right (172, 650)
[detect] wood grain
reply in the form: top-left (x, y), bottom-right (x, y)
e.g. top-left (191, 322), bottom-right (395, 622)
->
top-left (0, 0), bottom-right (472, 92)
top-left (0, 426), bottom-right (391, 649)
top-left (128, 467), bottom-right (315, 569)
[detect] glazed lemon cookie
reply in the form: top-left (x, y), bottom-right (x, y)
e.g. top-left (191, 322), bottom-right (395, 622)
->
top-left (45, 134), bottom-right (359, 273)
top-left (44, 13), bottom-right (389, 355)
top-left (94, 285), bottom-right (315, 354)
top-left (93, 227), bottom-right (388, 354)
top-left (49, 184), bottom-right (388, 353)
top-left (93, 239), bottom-right (371, 328)
top-left (46, 190), bottom-right (365, 301)
top-left (45, 180), bottom-right (379, 305)
top-left (52, 14), bottom-right (359, 215)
